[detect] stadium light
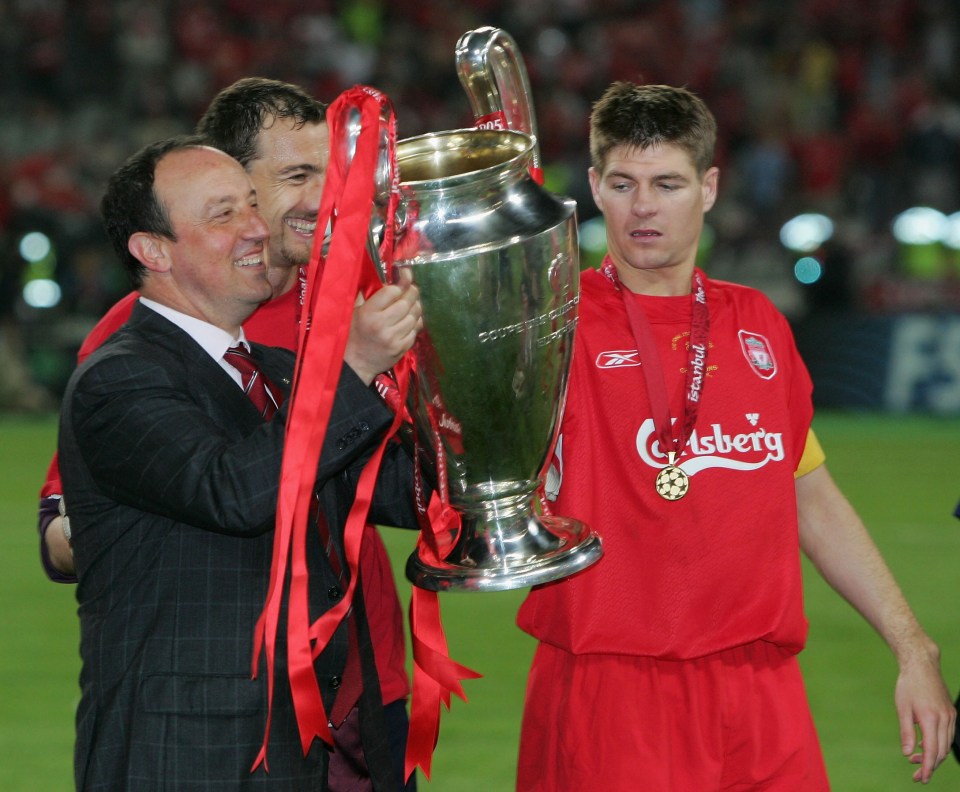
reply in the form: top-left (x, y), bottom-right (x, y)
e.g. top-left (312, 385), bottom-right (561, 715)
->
top-left (579, 216), bottom-right (606, 253)
top-left (18, 231), bottom-right (52, 263)
top-left (891, 206), bottom-right (947, 245)
top-left (22, 278), bottom-right (62, 309)
top-left (891, 207), bottom-right (950, 279)
top-left (18, 229), bottom-right (62, 307)
top-left (779, 213), bottom-right (834, 253)
top-left (942, 211), bottom-right (960, 250)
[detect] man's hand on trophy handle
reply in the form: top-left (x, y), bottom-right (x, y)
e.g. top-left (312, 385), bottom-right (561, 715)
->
top-left (345, 274), bottom-right (422, 385)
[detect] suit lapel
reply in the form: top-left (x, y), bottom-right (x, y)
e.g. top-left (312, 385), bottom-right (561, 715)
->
top-left (125, 302), bottom-right (277, 428)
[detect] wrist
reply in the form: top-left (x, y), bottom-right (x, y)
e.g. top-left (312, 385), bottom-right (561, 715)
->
top-left (343, 357), bottom-right (376, 387)
top-left (895, 632), bottom-right (941, 670)
top-left (39, 496), bottom-right (76, 580)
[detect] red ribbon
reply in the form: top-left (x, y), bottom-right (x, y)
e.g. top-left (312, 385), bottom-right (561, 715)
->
top-left (601, 257), bottom-right (710, 466)
top-left (405, 578), bottom-right (482, 781)
top-left (251, 85), bottom-right (479, 781)
top-left (251, 85), bottom-right (404, 769)
top-left (403, 481), bottom-right (480, 781)
top-left (400, 265), bottom-right (482, 784)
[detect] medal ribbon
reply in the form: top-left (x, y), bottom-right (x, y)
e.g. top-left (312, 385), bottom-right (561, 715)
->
top-left (602, 258), bottom-right (710, 465)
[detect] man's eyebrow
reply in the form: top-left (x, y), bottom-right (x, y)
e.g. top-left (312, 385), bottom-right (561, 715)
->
top-left (277, 162), bottom-right (323, 175)
top-left (202, 195), bottom-right (236, 212)
top-left (201, 189), bottom-right (255, 213)
top-left (604, 168), bottom-right (689, 182)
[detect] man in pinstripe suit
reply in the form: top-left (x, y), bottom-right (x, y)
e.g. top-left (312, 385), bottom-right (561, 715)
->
top-left (58, 136), bottom-right (422, 790)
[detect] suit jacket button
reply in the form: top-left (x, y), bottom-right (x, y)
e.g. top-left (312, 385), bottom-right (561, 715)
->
top-left (327, 586), bottom-right (341, 600)
top-left (330, 675), bottom-right (342, 689)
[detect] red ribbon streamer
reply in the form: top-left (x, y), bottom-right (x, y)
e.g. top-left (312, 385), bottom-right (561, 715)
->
top-left (405, 580), bottom-right (482, 781)
top-left (404, 492), bottom-right (480, 781)
top-left (251, 85), bottom-right (402, 769)
top-left (251, 85), bottom-right (479, 781)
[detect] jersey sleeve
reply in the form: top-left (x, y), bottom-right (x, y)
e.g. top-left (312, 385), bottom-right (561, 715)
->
top-left (77, 291), bottom-right (138, 363)
top-left (795, 428), bottom-right (825, 477)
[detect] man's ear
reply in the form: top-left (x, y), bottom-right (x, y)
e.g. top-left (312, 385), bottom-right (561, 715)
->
top-left (588, 167), bottom-right (603, 213)
top-left (128, 232), bottom-right (170, 274)
top-left (701, 166), bottom-right (720, 213)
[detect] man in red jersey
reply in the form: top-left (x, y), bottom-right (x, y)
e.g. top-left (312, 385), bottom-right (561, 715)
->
top-left (515, 81), bottom-right (955, 791)
top-left (38, 77), bottom-right (416, 791)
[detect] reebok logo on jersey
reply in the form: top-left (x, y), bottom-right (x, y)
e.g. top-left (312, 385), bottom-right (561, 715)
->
top-left (596, 350), bottom-right (640, 368)
top-left (635, 416), bottom-right (785, 476)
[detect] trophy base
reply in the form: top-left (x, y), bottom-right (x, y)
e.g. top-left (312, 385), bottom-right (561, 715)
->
top-left (406, 514), bottom-right (602, 592)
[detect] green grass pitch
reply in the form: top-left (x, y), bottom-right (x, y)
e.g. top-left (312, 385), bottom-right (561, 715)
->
top-left (1, 412), bottom-right (958, 790)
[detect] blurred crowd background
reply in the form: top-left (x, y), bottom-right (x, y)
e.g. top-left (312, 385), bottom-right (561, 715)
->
top-left (1, 0), bottom-right (959, 408)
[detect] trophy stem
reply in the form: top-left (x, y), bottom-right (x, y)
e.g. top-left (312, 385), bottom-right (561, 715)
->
top-left (406, 493), bottom-right (603, 592)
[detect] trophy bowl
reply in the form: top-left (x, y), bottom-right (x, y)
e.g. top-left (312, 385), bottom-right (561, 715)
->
top-left (394, 128), bottom-right (602, 592)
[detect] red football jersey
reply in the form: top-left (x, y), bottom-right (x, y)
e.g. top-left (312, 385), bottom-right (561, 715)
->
top-left (518, 267), bottom-right (815, 659)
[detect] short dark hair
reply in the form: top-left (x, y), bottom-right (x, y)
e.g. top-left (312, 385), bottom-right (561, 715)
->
top-left (589, 82), bottom-right (717, 176)
top-left (195, 77), bottom-right (327, 167)
top-left (100, 135), bottom-right (206, 288)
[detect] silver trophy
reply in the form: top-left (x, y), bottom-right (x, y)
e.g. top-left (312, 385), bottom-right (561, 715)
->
top-left (387, 27), bottom-right (601, 592)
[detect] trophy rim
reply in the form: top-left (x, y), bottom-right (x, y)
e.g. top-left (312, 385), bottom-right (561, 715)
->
top-left (396, 127), bottom-right (534, 187)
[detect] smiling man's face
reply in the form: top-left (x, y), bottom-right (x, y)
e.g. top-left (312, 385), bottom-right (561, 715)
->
top-left (246, 118), bottom-right (330, 294)
top-left (148, 146), bottom-right (271, 331)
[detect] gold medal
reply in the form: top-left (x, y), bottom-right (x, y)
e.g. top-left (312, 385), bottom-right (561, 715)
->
top-left (656, 452), bottom-right (689, 501)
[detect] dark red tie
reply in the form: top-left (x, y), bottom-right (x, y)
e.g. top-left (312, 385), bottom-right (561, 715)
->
top-left (224, 344), bottom-right (281, 420)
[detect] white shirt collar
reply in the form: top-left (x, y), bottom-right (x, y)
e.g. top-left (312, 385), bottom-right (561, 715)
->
top-left (138, 297), bottom-right (249, 373)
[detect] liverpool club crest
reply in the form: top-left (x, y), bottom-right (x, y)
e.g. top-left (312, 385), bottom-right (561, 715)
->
top-left (738, 330), bottom-right (777, 380)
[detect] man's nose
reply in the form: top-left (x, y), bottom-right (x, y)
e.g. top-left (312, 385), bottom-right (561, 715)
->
top-left (631, 186), bottom-right (657, 216)
top-left (245, 209), bottom-right (269, 241)
top-left (303, 174), bottom-right (325, 213)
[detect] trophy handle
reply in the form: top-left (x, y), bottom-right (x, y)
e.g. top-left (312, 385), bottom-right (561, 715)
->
top-left (331, 95), bottom-right (399, 283)
top-left (455, 26), bottom-right (542, 173)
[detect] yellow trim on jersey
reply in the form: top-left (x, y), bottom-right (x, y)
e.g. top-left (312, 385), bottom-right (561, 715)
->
top-left (795, 428), bottom-right (825, 478)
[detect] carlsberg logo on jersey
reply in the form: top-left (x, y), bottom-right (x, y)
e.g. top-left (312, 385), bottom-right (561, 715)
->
top-left (636, 417), bottom-right (785, 475)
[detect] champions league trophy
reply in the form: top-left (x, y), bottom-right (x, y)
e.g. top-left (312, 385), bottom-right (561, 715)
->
top-left (357, 28), bottom-right (603, 591)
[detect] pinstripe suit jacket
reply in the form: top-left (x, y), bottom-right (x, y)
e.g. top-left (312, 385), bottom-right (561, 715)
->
top-left (59, 303), bottom-right (416, 791)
